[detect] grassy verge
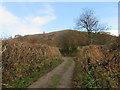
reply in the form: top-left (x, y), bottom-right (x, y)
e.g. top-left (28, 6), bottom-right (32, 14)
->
top-left (73, 60), bottom-right (119, 88)
top-left (3, 56), bottom-right (63, 88)
top-left (73, 60), bottom-right (100, 88)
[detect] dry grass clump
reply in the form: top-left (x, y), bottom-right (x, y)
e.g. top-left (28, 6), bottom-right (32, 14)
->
top-left (2, 39), bottom-right (61, 87)
top-left (75, 37), bottom-right (120, 88)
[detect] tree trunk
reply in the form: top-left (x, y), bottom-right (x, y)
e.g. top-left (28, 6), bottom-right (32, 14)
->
top-left (88, 32), bottom-right (92, 45)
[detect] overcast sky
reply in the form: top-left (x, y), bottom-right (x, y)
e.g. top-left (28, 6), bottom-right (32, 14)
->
top-left (0, 2), bottom-right (118, 37)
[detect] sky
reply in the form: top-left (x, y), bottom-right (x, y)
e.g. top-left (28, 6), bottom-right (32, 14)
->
top-left (0, 2), bottom-right (118, 38)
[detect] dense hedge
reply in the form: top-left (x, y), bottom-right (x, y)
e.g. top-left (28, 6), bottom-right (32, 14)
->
top-left (74, 36), bottom-right (120, 88)
top-left (2, 39), bottom-right (62, 88)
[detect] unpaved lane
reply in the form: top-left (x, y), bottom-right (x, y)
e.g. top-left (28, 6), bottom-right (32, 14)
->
top-left (28, 57), bottom-right (75, 88)
top-left (57, 58), bottom-right (75, 88)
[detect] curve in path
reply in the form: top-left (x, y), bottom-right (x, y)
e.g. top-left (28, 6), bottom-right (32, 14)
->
top-left (28, 57), bottom-right (75, 88)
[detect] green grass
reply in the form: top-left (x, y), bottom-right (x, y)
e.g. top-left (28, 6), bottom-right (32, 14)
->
top-left (49, 74), bottom-right (61, 88)
top-left (74, 60), bottom-right (100, 88)
top-left (70, 56), bottom-right (78, 59)
top-left (76, 46), bottom-right (86, 51)
top-left (74, 58), bottom-right (120, 88)
top-left (4, 56), bottom-right (63, 88)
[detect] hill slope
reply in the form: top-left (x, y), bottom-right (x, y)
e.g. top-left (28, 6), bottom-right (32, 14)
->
top-left (15, 30), bottom-right (115, 54)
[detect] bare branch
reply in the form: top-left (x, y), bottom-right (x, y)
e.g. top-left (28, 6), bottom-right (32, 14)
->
top-left (76, 8), bottom-right (109, 33)
top-left (75, 8), bottom-right (110, 44)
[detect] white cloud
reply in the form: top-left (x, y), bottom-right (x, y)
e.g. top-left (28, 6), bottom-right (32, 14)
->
top-left (0, 4), bottom-right (56, 38)
top-left (106, 30), bottom-right (118, 36)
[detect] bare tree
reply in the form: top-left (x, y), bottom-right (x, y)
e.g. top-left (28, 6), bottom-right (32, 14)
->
top-left (76, 8), bottom-right (109, 44)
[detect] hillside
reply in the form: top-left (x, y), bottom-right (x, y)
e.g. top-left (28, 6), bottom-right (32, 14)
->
top-left (15, 30), bottom-right (116, 55)
top-left (15, 30), bottom-right (85, 46)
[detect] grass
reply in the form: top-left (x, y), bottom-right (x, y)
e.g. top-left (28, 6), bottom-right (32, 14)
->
top-left (76, 61), bottom-right (120, 88)
top-left (73, 60), bottom-right (100, 88)
top-left (49, 74), bottom-right (61, 88)
top-left (70, 56), bottom-right (78, 59)
top-left (74, 60), bottom-right (119, 88)
top-left (4, 56), bottom-right (63, 88)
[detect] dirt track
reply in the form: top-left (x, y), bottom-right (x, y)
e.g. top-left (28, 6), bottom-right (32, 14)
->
top-left (28, 57), bottom-right (75, 88)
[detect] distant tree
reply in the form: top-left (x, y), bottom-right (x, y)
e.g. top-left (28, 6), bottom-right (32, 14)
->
top-left (75, 8), bottom-right (109, 44)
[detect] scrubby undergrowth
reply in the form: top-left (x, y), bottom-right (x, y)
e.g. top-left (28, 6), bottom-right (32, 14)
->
top-left (73, 36), bottom-right (120, 88)
top-left (2, 39), bottom-right (62, 88)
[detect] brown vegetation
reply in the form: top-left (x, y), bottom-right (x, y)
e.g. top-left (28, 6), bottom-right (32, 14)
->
top-left (74, 36), bottom-right (120, 88)
top-left (2, 30), bottom-right (117, 88)
top-left (18, 30), bottom-right (114, 46)
top-left (15, 30), bottom-right (115, 55)
top-left (2, 39), bottom-right (61, 87)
